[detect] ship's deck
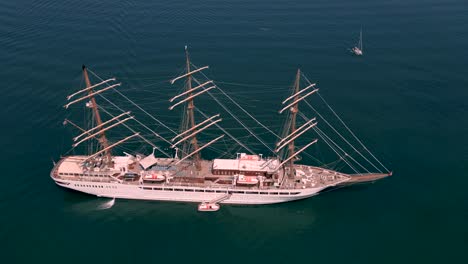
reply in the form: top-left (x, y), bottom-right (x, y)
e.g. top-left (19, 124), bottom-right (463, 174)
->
top-left (52, 156), bottom-right (353, 190)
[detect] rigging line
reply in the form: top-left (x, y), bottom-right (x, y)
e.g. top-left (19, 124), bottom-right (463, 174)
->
top-left (317, 91), bottom-right (389, 172)
top-left (192, 76), bottom-right (276, 154)
top-left (192, 64), bottom-right (281, 139)
top-left (321, 157), bottom-right (344, 169)
top-left (215, 80), bottom-right (286, 88)
top-left (96, 94), bottom-right (167, 143)
top-left (196, 108), bottom-right (256, 154)
top-left (90, 88), bottom-right (190, 157)
top-left (120, 76), bottom-right (173, 81)
top-left (314, 125), bottom-right (360, 175)
top-left (299, 113), bottom-right (360, 174)
top-left (298, 150), bottom-right (327, 167)
top-left (217, 85), bottom-right (280, 138)
top-left (62, 119), bottom-right (90, 156)
top-left (299, 112), bottom-right (366, 173)
top-left (315, 125), bottom-right (369, 173)
top-left (301, 73), bottom-right (389, 172)
top-left (94, 94), bottom-right (172, 154)
top-left (87, 68), bottom-right (178, 135)
top-left (302, 99), bottom-right (382, 173)
top-left (220, 138), bottom-right (236, 158)
top-left (98, 105), bottom-right (171, 158)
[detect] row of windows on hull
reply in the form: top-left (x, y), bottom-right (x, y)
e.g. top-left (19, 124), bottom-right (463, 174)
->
top-left (212, 170), bottom-right (267, 176)
top-left (139, 186), bottom-right (300, 195)
top-left (74, 184), bottom-right (116, 189)
top-left (60, 173), bottom-right (110, 177)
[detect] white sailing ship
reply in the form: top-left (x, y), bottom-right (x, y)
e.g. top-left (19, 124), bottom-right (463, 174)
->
top-left (352, 29), bottom-right (363, 56)
top-left (51, 48), bottom-right (391, 207)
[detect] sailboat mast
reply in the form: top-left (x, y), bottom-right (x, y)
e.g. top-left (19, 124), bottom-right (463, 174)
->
top-left (184, 48), bottom-right (201, 170)
top-left (82, 65), bottom-right (112, 165)
top-left (287, 69), bottom-right (301, 177)
top-left (360, 28), bottom-right (363, 51)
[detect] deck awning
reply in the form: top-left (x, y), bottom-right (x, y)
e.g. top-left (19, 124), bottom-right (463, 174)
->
top-left (212, 158), bottom-right (279, 172)
top-left (139, 154), bottom-right (158, 170)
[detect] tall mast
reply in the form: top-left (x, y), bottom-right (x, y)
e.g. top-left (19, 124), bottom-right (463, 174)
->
top-left (82, 65), bottom-right (112, 165)
top-left (184, 48), bottom-right (201, 170)
top-left (360, 28), bottom-right (363, 51)
top-left (287, 69), bottom-right (301, 177)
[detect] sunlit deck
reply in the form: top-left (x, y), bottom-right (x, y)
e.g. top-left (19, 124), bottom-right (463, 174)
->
top-left (52, 156), bottom-right (352, 190)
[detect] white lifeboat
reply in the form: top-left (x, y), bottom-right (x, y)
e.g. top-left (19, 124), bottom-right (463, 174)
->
top-left (143, 172), bottom-right (166, 182)
top-left (236, 175), bottom-right (259, 185)
top-left (239, 153), bottom-right (260, 160)
top-left (198, 202), bottom-right (220, 212)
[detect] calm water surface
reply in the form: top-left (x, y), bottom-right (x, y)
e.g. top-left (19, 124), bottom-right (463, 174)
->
top-left (0, 0), bottom-right (467, 263)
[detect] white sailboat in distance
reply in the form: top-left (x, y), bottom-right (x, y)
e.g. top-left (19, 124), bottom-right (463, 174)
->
top-left (352, 28), bottom-right (363, 56)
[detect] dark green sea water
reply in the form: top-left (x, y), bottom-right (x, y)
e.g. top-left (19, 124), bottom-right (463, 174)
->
top-left (1, 0), bottom-right (467, 263)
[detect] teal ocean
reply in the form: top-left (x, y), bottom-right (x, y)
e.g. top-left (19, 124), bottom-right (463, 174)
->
top-left (1, 0), bottom-right (467, 263)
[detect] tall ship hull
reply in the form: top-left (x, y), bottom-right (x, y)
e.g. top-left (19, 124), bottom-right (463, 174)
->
top-left (51, 155), bottom-right (351, 205)
top-left (52, 177), bottom-right (327, 205)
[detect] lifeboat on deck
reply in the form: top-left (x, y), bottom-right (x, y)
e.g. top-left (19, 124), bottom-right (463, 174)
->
top-left (236, 175), bottom-right (259, 185)
top-left (198, 202), bottom-right (220, 212)
top-left (143, 172), bottom-right (166, 182)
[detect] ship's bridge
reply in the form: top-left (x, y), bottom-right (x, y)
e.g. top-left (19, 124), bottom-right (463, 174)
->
top-left (212, 153), bottom-right (279, 176)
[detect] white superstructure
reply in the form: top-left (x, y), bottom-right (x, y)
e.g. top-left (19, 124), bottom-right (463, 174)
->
top-left (51, 155), bottom-right (349, 204)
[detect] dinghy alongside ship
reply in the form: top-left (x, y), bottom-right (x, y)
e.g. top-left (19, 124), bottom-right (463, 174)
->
top-left (198, 202), bottom-right (220, 212)
top-left (51, 48), bottom-right (391, 210)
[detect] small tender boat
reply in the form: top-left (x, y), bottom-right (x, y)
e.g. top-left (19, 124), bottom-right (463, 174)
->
top-left (198, 202), bottom-right (220, 212)
top-left (236, 175), bottom-right (259, 185)
top-left (143, 172), bottom-right (166, 182)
